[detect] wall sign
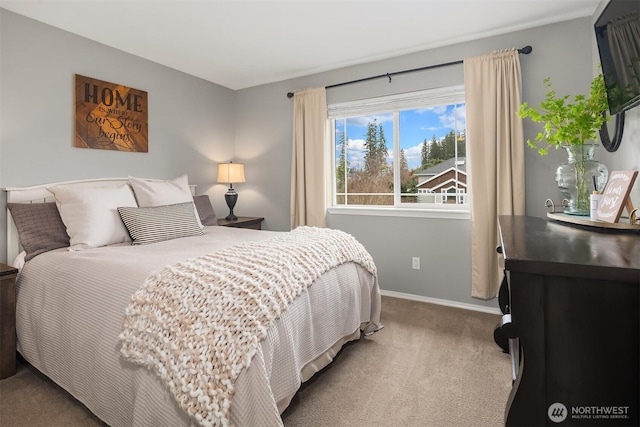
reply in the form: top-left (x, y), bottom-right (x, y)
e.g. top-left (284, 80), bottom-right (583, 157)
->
top-left (595, 170), bottom-right (638, 223)
top-left (75, 74), bottom-right (148, 152)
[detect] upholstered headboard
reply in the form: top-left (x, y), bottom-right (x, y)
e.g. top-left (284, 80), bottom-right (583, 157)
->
top-left (4, 178), bottom-right (196, 264)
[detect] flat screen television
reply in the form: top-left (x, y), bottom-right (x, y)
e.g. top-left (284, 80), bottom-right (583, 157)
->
top-left (594, 0), bottom-right (640, 115)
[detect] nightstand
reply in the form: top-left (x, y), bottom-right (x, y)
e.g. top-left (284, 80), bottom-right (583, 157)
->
top-left (0, 263), bottom-right (18, 380)
top-left (217, 216), bottom-right (264, 230)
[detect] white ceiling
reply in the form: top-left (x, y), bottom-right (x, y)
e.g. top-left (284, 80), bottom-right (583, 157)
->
top-left (1, 0), bottom-right (602, 90)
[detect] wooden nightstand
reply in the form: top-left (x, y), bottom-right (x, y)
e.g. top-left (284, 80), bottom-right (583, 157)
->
top-left (0, 263), bottom-right (18, 380)
top-left (217, 216), bottom-right (264, 230)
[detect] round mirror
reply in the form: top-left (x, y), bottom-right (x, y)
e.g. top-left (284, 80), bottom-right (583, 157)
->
top-left (599, 111), bottom-right (625, 152)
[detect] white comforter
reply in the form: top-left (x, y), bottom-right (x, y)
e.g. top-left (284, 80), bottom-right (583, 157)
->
top-left (15, 226), bottom-right (381, 427)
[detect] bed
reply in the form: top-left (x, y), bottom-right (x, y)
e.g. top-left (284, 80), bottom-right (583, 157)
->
top-left (4, 176), bottom-right (382, 427)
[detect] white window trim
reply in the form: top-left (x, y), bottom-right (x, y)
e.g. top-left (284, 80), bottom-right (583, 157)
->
top-left (328, 206), bottom-right (470, 220)
top-left (328, 85), bottom-right (465, 118)
top-left (328, 85), bottom-right (468, 216)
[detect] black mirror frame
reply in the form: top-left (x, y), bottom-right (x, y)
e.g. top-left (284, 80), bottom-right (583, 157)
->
top-left (599, 111), bottom-right (625, 152)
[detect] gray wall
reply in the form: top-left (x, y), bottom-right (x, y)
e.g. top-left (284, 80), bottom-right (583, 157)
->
top-left (0, 9), bottom-right (236, 263)
top-left (235, 16), bottom-right (640, 310)
top-left (2, 8), bottom-right (639, 310)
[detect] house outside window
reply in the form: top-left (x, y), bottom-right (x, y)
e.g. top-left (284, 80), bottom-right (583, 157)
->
top-left (329, 86), bottom-right (468, 211)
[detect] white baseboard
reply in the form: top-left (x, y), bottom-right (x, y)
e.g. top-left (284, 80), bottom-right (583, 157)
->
top-left (380, 289), bottom-right (502, 315)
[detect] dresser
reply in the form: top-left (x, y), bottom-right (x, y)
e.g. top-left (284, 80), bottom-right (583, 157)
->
top-left (498, 215), bottom-right (640, 426)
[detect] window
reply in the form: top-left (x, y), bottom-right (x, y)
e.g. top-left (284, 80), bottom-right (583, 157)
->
top-left (329, 86), bottom-right (468, 210)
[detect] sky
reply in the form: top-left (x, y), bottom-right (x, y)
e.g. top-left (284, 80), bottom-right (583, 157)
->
top-left (335, 103), bottom-right (466, 171)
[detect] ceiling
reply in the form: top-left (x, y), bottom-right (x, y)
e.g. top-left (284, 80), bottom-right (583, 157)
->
top-left (0, 0), bottom-right (602, 90)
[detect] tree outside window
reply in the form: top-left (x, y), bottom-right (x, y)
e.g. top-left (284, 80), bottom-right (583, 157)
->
top-left (332, 98), bottom-right (467, 208)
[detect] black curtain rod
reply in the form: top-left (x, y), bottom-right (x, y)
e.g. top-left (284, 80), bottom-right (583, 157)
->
top-left (286, 45), bottom-right (533, 98)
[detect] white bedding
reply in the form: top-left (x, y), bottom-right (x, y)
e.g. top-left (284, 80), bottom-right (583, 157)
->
top-left (15, 226), bottom-right (381, 426)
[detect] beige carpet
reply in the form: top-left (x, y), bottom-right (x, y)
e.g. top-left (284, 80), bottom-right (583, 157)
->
top-left (0, 296), bottom-right (511, 427)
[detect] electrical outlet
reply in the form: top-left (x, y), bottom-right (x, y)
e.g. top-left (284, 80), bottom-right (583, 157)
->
top-left (412, 257), bottom-right (420, 270)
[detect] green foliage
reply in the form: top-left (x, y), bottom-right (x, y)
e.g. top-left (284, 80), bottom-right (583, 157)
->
top-left (341, 119), bottom-right (466, 205)
top-left (419, 131), bottom-right (465, 169)
top-left (517, 74), bottom-right (609, 155)
top-left (420, 139), bottom-right (429, 167)
top-left (336, 133), bottom-right (348, 193)
top-left (363, 120), bottom-right (388, 174)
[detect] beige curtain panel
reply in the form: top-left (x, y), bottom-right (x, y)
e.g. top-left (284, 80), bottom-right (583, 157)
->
top-left (290, 87), bottom-right (328, 229)
top-left (463, 49), bottom-right (525, 300)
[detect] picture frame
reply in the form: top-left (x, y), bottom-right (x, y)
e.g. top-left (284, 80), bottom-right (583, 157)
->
top-left (595, 170), bottom-right (638, 223)
top-left (74, 74), bottom-right (148, 152)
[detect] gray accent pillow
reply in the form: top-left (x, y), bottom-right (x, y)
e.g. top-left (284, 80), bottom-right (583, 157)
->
top-left (118, 202), bottom-right (204, 245)
top-left (7, 202), bottom-right (70, 261)
top-left (193, 195), bottom-right (218, 226)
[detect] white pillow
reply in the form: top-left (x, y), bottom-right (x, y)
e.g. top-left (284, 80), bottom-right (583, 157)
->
top-left (13, 251), bottom-right (26, 271)
top-left (47, 184), bottom-right (138, 251)
top-left (128, 174), bottom-right (203, 228)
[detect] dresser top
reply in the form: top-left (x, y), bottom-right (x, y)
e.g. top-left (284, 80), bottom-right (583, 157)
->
top-left (498, 215), bottom-right (640, 282)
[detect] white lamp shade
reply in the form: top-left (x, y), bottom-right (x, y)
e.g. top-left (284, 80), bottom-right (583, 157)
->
top-left (217, 163), bottom-right (246, 184)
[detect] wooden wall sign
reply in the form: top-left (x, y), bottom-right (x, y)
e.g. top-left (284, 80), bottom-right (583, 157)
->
top-left (75, 74), bottom-right (148, 152)
top-left (595, 170), bottom-right (638, 223)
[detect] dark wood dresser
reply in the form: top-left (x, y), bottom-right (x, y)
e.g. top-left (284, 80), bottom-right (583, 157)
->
top-left (498, 215), bottom-right (640, 426)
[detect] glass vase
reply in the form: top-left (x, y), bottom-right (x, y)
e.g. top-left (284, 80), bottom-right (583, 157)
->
top-left (555, 144), bottom-right (608, 216)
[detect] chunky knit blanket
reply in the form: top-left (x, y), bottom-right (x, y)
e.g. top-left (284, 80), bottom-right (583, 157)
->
top-left (118, 226), bottom-right (378, 427)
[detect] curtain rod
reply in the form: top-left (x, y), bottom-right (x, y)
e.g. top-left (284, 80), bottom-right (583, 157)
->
top-left (286, 45), bottom-right (533, 98)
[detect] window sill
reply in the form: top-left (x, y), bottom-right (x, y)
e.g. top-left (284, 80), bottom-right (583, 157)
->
top-left (327, 206), bottom-right (470, 220)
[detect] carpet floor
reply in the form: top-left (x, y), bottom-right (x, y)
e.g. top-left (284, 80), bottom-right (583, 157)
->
top-left (0, 296), bottom-right (511, 426)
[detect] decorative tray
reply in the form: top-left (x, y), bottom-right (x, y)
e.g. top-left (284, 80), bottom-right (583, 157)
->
top-left (546, 212), bottom-right (640, 232)
top-left (544, 198), bottom-right (640, 233)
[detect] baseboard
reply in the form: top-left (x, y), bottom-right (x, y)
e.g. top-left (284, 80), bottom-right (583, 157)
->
top-left (380, 289), bottom-right (502, 315)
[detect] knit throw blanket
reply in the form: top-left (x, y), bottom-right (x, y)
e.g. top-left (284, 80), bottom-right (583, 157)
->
top-left (118, 226), bottom-right (377, 427)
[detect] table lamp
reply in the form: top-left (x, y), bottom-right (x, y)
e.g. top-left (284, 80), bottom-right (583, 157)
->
top-left (217, 161), bottom-right (246, 220)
